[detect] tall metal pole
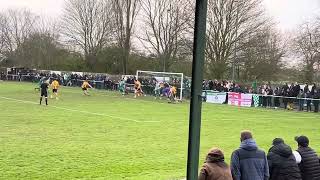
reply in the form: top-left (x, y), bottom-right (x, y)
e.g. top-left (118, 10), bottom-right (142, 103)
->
top-left (186, 0), bottom-right (208, 179)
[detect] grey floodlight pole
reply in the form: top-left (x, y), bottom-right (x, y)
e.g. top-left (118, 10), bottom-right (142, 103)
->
top-left (186, 0), bottom-right (208, 179)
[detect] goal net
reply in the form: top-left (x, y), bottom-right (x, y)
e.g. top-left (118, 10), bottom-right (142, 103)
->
top-left (136, 70), bottom-right (184, 100)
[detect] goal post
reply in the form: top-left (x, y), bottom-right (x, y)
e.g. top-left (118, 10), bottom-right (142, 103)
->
top-left (136, 70), bottom-right (184, 100)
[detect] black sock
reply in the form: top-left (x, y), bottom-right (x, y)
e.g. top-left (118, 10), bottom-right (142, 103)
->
top-left (45, 98), bottom-right (48, 105)
top-left (40, 97), bottom-right (42, 104)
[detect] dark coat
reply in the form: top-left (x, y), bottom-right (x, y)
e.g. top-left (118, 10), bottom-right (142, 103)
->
top-left (199, 149), bottom-right (232, 180)
top-left (267, 143), bottom-right (302, 180)
top-left (231, 139), bottom-right (269, 180)
top-left (294, 85), bottom-right (301, 97)
top-left (313, 91), bottom-right (320, 99)
top-left (297, 147), bottom-right (320, 180)
top-left (311, 86), bottom-right (317, 96)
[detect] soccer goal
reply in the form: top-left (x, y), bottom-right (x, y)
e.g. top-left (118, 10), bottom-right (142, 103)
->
top-left (136, 70), bottom-right (184, 100)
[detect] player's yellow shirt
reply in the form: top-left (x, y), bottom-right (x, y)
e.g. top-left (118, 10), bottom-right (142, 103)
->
top-left (171, 86), bottom-right (177, 95)
top-left (134, 81), bottom-right (141, 89)
top-left (51, 80), bottom-right (60, 89)
top-left (82, 81), bottom-right (89, 88)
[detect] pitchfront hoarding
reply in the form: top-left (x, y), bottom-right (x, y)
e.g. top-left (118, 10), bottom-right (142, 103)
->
top-left (206, 92), bottom-right (227, 104)
top-left (228, 92), bottom-right (253, 107)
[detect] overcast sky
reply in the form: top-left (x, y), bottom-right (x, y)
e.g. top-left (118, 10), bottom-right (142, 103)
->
top-left (0, 0), bottom-right (319, 31)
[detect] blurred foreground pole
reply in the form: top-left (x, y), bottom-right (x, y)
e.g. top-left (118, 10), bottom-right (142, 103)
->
top-left (186, 0), bottom-right (208, 180)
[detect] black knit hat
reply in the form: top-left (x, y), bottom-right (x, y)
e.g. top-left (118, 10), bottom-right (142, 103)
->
top-left (295, 136), bottom-right (309, 147)
top-left (272, 138), bottom-right (284, 146)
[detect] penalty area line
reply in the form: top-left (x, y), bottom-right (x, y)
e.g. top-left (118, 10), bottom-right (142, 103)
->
top-left (0, 96), bottom-right (159, 123)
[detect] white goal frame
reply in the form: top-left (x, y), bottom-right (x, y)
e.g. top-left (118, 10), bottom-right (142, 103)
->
top-left (136, 70), bottom-right (184, 100)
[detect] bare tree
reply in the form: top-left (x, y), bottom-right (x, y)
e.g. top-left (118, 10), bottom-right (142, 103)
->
top-left (61, 0), bottom-right (115, 70)
top-left (0, 9), bottom-right (38, 54)
top-left (205, 0), bottom-right (267, 79)
top-left (0, 9), bottom-right (38, 66)
top-left (238, 25), bottom-right (286, 81)
top-left (293, 21), bottom-right (320, 82)
top-left (112, 0), bottom-right (141, 74)
top-left (0, 14), bottom-right (5, 56)
top-left (140, 0), bottom-right (192, 72)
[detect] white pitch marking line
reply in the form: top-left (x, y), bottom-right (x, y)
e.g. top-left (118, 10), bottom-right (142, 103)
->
top-left (0, 96), bottom-right (159, 123)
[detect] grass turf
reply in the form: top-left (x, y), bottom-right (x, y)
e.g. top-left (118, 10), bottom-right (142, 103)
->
top-left (0, 81), bottom-right (319, 179)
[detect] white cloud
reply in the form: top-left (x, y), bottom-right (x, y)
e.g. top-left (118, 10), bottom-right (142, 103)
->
top-left (0, 0), bottom-right (319, 31)
top-left (264, 0), bottom-right (320, 31)
top-left (0, 0), bottom-right (64, 16)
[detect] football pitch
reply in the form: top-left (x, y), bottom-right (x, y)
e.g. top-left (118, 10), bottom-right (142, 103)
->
top-left (0, 81), bottom-right (319, 180)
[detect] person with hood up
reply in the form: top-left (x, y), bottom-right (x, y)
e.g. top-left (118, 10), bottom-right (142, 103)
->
top-left (230, 130), bottom-right (269, 180)
top-left (267, 138), bottom-right (301, 180)
top-left (198, 148), bottom-right (232, 180)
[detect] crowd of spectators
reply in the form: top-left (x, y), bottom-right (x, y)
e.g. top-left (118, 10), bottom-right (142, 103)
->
top-left (202, 79), bottom-right (320, 112)
top-left (0, 71), bottom-right (121, 90)
top-left (199, 130), bottom-right (320, 180)
top-left (202, 80), bottom-right (253, 93)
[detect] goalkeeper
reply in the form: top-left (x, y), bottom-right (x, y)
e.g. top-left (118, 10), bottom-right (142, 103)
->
top-left (154, 81), bottom-right (162, 99)
top-left (118, 78), bottom-right (127, 96)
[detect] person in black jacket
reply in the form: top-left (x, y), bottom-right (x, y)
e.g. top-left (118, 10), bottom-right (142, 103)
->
top-left (311, 83), bottom-right (317, 96)
top-left (287, 84), bottom-right (296, 110)
top-left (274, 87), bottom-right (281, 108)
top-left (267, 86), bottom-right (274, 108)
top-left (295, 135), bottom-right (320, 180)
top-left (267, 138), bottom-right (302, 180)
top-left (313, 89), bottom-right (320, 113)
top-left (306, 90), bottom-right (312, 112)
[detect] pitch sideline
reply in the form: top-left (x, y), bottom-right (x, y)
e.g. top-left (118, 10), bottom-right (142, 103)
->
top-left (0, 96), bottom-right (160, 123)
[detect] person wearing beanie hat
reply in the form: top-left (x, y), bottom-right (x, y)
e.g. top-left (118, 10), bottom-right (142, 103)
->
top-left (267, 138), bottom-right (301, 180)
top-left (272, 138), bottom-right (284, 146)
top-left (198, 148), bottom-right (232, 180)
top-left (295, 135), bottom-right (320, 180)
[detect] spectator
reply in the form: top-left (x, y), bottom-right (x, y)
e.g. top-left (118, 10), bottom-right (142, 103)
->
top-left (267, 86), bottom-right (273, 108)
top-left (311, 83), bottom-right (317, 96)
top-left (209, 80), bottom-right (214, 90)
top-left (287, 83), bottom-right (296, 110)
top-left (304, 83), bottom-right (309, 94)
top-left (282, 83), bottom-right (289, 93)
top-left (233, 84), bottom-right (242, 93)
top-left (298, 89), bottom-right (305, 111)
top-left (306, 90), bottom-right (312, 112)
top-left (230, 130), bottom-right (269, 180)
top-left (267, 138), bottom-right (301, 180)
top-left (282, 86), bottom-right (289, 109)
top-left (294, 82), bottom-right (301, 97)
top-left (198, 148), bottom-right (232, 180)
top-left (262, 85), bottom-right (268, 107)
top-left (313, 89), bottom-right (320, 113)
top-left (295, 135), bottom-right (320, 179)
top-left (274, 87), bottom-right (281, 108)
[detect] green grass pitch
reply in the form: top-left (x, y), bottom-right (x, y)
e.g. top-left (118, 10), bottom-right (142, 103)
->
top-left (0, 81), bottom-right (319, 180)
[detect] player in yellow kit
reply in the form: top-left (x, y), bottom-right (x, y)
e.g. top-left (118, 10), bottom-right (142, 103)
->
top-left (51, 79), bottom-right (60, 99)
top-left (169, 85), bottom-right (177, 103)
top-left (134, 79), bottom-right (142, 98)
top-left (82, 80), bottom-right (93, 96)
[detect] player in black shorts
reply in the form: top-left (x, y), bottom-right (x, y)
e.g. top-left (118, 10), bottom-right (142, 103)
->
top-left (40, 80), bottom-right (49, 105)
